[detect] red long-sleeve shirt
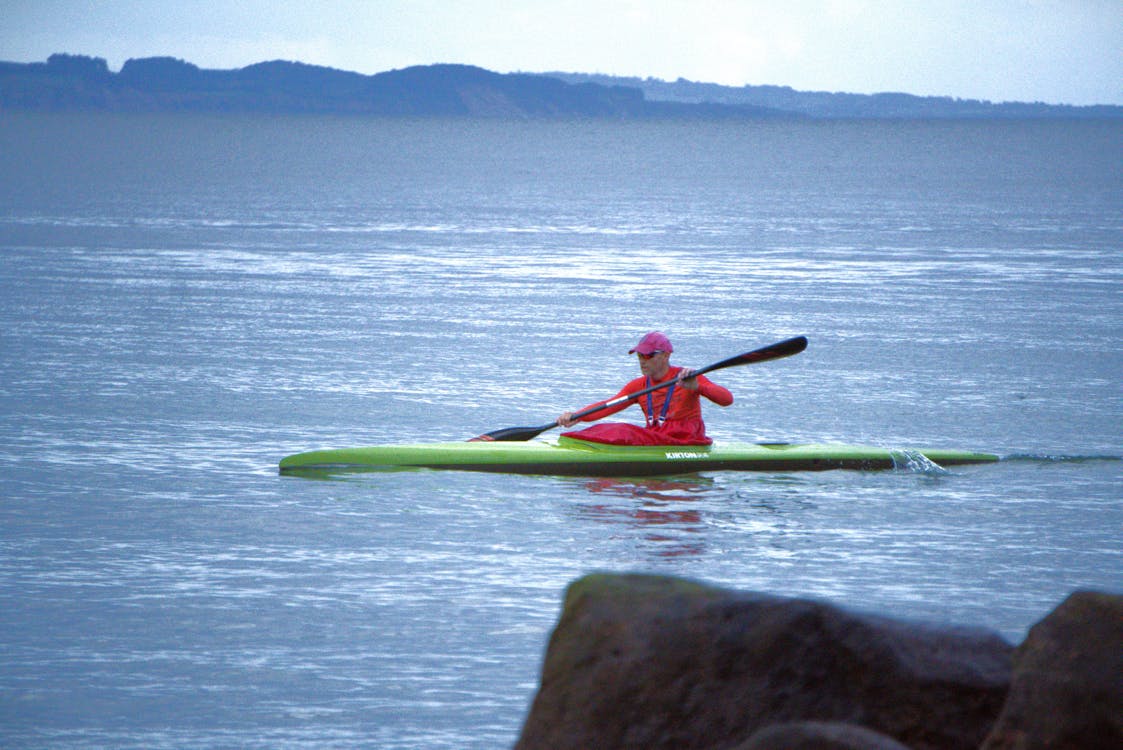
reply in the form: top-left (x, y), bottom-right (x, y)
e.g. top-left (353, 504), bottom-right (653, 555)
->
top-left (566, 366), bottom-right (733, 445)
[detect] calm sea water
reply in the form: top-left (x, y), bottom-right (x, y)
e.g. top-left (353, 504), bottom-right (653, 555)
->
top-left (1, 113), bottom-right (1120, 749)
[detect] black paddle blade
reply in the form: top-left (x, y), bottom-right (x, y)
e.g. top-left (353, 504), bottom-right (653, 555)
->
top-left (704, 335), bottom-right (808, 373)
top-left (469, 422), bottom-right (559, 442)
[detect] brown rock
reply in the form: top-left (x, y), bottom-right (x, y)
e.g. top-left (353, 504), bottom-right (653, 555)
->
top-left (737, 720), bottom-right (914, 750)
top-left (514, 573), bottom-right (1012, 750)
top-left (981, 590), bottom-right (1123, 750)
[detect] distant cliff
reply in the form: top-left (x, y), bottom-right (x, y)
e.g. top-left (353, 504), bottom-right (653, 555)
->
top-left (0, 54), bottom-right (788, 119)
top-left (2, 54), bottom-right (1118, 119)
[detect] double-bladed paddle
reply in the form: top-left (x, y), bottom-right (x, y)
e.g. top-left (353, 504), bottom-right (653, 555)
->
top-left (470, 335), bottom-right (808, 442)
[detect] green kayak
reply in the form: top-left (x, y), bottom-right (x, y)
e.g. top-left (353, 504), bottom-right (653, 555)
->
top-left (279, 437), bottom-right (999, 477)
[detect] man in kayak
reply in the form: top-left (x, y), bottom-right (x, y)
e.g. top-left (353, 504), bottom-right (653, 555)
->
top-left (557, 332), bottom-right (733, 446)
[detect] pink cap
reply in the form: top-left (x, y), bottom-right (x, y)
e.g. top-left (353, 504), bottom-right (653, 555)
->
top-left (629, 331), bottom-right (673, 355)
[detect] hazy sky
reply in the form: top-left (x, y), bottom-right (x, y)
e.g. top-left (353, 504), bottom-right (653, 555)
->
top-left (3, 1), bottom-right (1121, 105)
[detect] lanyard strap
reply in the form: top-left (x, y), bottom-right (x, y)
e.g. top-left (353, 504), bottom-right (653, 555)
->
top-left (645, 376), bottom-right (676, 427)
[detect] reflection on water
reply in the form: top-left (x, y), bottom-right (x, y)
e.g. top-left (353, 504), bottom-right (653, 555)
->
top-left (573, 477), bottom-right (715, 558)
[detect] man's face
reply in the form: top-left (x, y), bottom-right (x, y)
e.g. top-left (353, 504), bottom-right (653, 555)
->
top-left (637, 351), bottom-right (670, 379)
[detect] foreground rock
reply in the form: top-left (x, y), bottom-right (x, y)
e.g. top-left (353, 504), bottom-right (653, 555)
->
top-left (736, 720), bottom-right (913, 749)
top-left (981, 590), bottom-right (1123, 750)
top-left (514, 574), bottom-right (1013, 750)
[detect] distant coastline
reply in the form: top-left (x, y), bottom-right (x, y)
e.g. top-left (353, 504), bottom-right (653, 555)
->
top-left (2, 53), bottom-right (1119, 119)
top-left (543, 71), bottom-right (1123, 120)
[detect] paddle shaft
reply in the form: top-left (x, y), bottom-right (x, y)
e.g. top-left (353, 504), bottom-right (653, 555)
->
top-left (472, 335), bottom-right (808, 442)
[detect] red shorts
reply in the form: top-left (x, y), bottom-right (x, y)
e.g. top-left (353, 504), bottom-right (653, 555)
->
top-left (561, 421), bottom-right (713, 446)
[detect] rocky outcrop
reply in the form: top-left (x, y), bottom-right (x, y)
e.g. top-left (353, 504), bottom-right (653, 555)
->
top-left (981, 590), bottom-right (1123, 750)
top-left (735, 720), bottom-right (914, 749)
top-left (514, 573), bottom-right (1014, 750)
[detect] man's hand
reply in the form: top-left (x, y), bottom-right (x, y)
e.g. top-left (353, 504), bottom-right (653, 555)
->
top-left (677, 368), bottom-right (699, 390)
